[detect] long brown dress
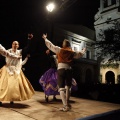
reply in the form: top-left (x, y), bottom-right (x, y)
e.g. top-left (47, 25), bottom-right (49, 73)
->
top-left (0, 48), bottom-right (35, 101)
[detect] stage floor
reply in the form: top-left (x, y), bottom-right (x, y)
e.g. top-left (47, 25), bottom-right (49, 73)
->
top-left (0, 91), bottom-right (120, 120)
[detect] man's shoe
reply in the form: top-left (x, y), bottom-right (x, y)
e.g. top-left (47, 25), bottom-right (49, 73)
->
top-left (67, 104), bottom-right (72, 109)
top-left (59, 105), bottom-right (70, 112)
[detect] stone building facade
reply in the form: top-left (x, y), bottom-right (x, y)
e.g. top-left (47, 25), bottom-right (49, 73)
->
top-left (94, 0), bottom-right (120, 84)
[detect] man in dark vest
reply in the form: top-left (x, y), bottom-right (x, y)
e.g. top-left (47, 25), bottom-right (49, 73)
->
top-left (42, 33), bottom-right (86, 112)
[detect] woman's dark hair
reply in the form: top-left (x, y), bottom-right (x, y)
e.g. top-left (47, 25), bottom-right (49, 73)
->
top-left (63, 39), bottom-right (71, 47)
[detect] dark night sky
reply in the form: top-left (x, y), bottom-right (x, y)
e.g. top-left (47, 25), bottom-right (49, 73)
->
top-left (0, 0), bottom-right (100, 90)
top-left (0, 0), bottom-right (100, 34)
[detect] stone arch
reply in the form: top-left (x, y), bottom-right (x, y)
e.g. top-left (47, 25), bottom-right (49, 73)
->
top-left (105, 71), bottom-right (115, 84)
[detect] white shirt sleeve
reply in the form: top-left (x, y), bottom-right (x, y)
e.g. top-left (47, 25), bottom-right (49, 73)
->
top-left (0, 44), bottom-right (19, 59)
top-left (22, 57), bottom-right (28, 66)
top-left (45, 39), bottom-right (61, 54)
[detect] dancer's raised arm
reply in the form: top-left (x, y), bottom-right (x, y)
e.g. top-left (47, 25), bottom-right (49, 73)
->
top-left (42, 33), bottom-right (60, 54)
top-left (0, 44), bottom-right (21, 59)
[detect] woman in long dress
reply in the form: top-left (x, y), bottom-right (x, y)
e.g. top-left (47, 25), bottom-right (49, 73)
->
top-left (0, 34), bottom-right (35, 105)
top-left (39, 50), bottom-right (78, 102)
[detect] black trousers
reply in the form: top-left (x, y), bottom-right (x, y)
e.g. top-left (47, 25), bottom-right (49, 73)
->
top-left (57, 68), bottom-right (72, 88)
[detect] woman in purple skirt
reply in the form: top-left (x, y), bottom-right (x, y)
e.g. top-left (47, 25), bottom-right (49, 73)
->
top-left (39, 50), bottom-right (78, 102)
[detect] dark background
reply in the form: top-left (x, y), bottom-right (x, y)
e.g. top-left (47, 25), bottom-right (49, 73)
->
top-left (0, 0), bottom-right (100, 90)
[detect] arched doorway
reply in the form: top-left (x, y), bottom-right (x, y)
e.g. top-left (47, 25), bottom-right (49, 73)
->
top-left (85, 69), bottom-right (93, 85)
top-left (105, 71), bottom-right (115, 84)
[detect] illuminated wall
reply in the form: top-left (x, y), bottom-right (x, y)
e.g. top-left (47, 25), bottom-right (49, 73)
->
top-left (94, 0), bottom-right (120, 84)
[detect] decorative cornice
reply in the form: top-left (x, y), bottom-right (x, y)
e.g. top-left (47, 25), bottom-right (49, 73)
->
top-left (100, 63), bottom-right (119, 69)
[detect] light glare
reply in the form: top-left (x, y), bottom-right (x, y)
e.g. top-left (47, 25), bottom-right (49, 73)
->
top-left (46, 3), bottom-right (55, 12)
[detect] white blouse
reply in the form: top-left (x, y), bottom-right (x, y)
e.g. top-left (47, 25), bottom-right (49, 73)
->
top-left (5, 49), bottom-right (22, 75)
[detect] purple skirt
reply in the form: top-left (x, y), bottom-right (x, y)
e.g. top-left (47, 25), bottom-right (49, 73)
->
top-left (39, 68), bottom-right (78, 96)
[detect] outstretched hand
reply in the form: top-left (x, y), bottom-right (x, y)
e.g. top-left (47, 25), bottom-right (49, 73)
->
top-left (46, 49), bottom-right (50, 55)
top-left (42, 33), bottom-right (47, 40)
top-left (28, 34), bottom-right (33, 40)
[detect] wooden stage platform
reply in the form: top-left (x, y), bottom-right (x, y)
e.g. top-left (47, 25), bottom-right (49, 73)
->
top-left (0, 91), bottom-right (120, 120)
